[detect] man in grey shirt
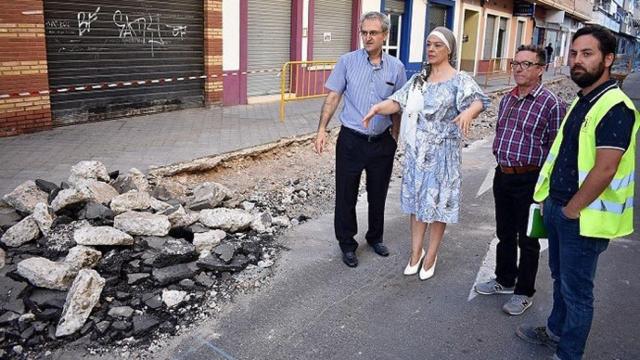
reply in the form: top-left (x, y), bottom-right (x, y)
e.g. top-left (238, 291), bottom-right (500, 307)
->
top-left (314, 11), bottom-right (406, 268)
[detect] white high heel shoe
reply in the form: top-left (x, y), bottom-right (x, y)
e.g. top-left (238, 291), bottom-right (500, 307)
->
top-left (404, 249), bottom-right (425, 275)
top-left (419, 255), bottom-right (437, 281)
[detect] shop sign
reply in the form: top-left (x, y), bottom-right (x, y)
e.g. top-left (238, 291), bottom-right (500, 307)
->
top-left (514, 1), bottom-right (535, 16)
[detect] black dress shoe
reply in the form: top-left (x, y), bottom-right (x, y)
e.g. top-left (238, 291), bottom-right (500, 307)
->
top-left (370, 243), bottom-right (390, 257)
top-left (342, 251), bottom-right (358, 267)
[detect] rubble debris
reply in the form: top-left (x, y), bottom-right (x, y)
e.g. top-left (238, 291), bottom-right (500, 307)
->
top-left (1, 216), bottom-right (40, 247)
top-left (55, 269), bottom-right (105, 337)
top-left (17, 257), bottom-right (75, 290)
top-left (2, 181), bottom-right (48, 214)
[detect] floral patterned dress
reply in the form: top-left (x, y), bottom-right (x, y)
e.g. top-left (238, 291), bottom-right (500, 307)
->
top-left (389, 71), bottom-right (489, 223)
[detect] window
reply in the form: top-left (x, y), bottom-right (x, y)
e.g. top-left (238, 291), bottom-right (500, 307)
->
top-left (496, 18), bottom-right (508, 58)
top-left (483, 14), bottom-right (509, 60)
top-left (383, 13), bottom-right (402, 58)
top-left (483, 15), bottom-right (496, 59)
top-left (599, 0), bottom-right (612, 13)
top-left (428, 4), bottom-right (448, 33)
top-left (516, 21), bottom-right (525, 50)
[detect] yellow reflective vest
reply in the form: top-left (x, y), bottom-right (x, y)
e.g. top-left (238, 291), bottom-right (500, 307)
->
top-left (533, 87), bottom-right (640, 239)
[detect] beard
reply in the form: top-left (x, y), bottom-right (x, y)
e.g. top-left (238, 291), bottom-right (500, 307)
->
top-left (570, 61), bottom-right (605, 88)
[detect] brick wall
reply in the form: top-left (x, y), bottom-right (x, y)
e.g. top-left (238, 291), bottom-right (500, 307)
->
top-left (204, 0), bottom-right (223, 106)
top-left (0, 0), bottom-right (51, 137)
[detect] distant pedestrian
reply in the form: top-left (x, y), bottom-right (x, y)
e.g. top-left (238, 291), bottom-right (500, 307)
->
top-left (474, 44), bottom-right (566, 316)
top-left (314, 11), bottom-right (406, 268)
top-left (545, 43), bottom-right (554, 71)
top-left (517, 25), bottom-right (639, 360)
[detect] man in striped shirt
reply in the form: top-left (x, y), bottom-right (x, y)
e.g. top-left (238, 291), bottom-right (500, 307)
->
top-left (314, 11), bottom-right (406, 268)
top-left (475, 45), bottom-right (566, 315)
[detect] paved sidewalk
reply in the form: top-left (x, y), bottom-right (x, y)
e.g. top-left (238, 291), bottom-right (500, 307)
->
top-left (0, 70), bottom-right (569, 196)
top-left (0, 99), bottom-right (324, 196)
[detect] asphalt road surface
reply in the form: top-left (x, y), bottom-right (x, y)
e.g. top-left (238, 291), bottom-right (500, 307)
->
top-left (159, 138), bottom-right (640, 360)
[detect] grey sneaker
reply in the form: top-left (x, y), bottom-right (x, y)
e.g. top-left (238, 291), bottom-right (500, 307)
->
top-left (502, 295), bottom-right (533, 315)
top-left (516, 324), bottom-right (560, 349)
top-left (474, 279), bottom-right (515, 295)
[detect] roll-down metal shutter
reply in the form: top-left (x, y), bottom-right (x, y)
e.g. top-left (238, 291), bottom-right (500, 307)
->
top-left (43, 0), bottom-right (204, 125)
top-left (313, 0), bottom-right (352, 61)
top-left (247, 0), bottom-right (291, 97)
top-left (385, 0), bottom-right (405, 14)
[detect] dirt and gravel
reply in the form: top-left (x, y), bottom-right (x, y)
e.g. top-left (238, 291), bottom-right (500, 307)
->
top-left (168, 77), bottom-right (579, 221)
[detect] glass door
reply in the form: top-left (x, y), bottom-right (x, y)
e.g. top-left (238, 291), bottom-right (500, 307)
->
top-left (383, 13), bottom-right (402, 58)
top-left (428, 4), bottom-right (447, 33)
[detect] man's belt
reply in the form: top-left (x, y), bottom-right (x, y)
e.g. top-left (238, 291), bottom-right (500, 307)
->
top-left (499, 164), bottom-right (541, 175)
top-left (341, 126), bottom-right (390, 142)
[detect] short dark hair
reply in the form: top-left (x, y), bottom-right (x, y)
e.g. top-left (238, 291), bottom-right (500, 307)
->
top-left (516, 44), bottom-right (546, 64)
top-left (572, 25), bottom-right (617, 59)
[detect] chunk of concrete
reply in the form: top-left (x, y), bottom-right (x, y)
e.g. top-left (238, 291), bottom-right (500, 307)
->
top-left (17, 258), bottom-right (74, 290)
top-left (199, 208), bottom-right (253, 232)
top-left (31, 203), bottom-right (53, 236)
top-left (74, 225), bottom-right (134, 246)
top-left (151, 179), bottom-right (187, 202)
top-left (55, 269), bottom-right (105, 337)
top-left (110, 168), bottom-right (150, 194)
top-left (113, 211), bottom-right (170, 236)
top-left (51, 188), bottom-right (91, 213)
top-left (110, 192), bottom-right (152, 214)
top-left (1, 216), bottom-right (40, 247)
top-left (2, 181), bottom-right (48, 214)
top-left (107, 306), bottom-right (134, 319)
top-left (192, 230), bottom-right (226, 254)
top-left (75, 180), bottom-right (119, 205)
top-left (64, 245), bottom-right (102, 272)
top-left (161, 289), bottom-right (187, 308)
top-left (67, 161), bottom-right (110, 185)
top-left (187, 182), bottom-right (230, 210)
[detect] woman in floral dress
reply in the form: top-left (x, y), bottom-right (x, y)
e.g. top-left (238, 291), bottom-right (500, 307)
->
top-left (363, 27), bottom-right (489, 280)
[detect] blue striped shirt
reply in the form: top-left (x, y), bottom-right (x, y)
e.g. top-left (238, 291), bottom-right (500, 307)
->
top-left (325, 49), bottom-right (407, 135)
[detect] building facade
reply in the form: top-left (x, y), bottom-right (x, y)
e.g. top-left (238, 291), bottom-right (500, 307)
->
top-left (1, 0), bottom-right (633, 137)
top-left (221, 0), bottom-right (452, 105)
top-left (1, 0), bottom-right (223, 136)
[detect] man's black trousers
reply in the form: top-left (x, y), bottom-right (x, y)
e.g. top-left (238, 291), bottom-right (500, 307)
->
top-left (493, 167), bottom-right (541, 297)
top-left (334, 126), bottom-right (396, 253)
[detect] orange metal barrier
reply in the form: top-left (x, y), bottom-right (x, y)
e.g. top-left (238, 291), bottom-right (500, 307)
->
top-left (279, 60), bottom-right (336, 122)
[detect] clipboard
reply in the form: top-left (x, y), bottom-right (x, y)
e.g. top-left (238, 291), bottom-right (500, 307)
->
top-left (526, 203), bottom-right (548, 239)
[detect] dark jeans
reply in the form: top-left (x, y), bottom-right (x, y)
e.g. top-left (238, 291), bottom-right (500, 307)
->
top-left (543, 198), bottom-right (609, 360)
top-left (493, 167), bottom-right (540, 297)
top-left (334, 126), bottom-right (396, 253)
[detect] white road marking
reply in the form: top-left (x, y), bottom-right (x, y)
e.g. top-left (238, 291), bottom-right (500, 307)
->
top-left (476, 167), bottom-right (495, 198)
top-left (462, 138), bottom-right (490, 153)
top-left (468, 237), bottom-right (549, 301)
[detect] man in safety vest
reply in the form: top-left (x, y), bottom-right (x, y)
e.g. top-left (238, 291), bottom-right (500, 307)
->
top-left (515, 25), bottom-right (639, 360)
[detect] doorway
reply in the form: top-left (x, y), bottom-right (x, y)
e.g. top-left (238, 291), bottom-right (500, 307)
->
top-left (460, 9), bottom-right (479, 72)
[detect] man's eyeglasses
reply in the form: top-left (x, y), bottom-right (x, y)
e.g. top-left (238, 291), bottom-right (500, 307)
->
top-left (360, 30), bottom-right (382, 38)
top-left (510, 60), bottom-right (545, 70)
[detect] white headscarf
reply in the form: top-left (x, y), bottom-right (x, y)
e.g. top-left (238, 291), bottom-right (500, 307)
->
top-left (400, 27), bottom-right (457, 149)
